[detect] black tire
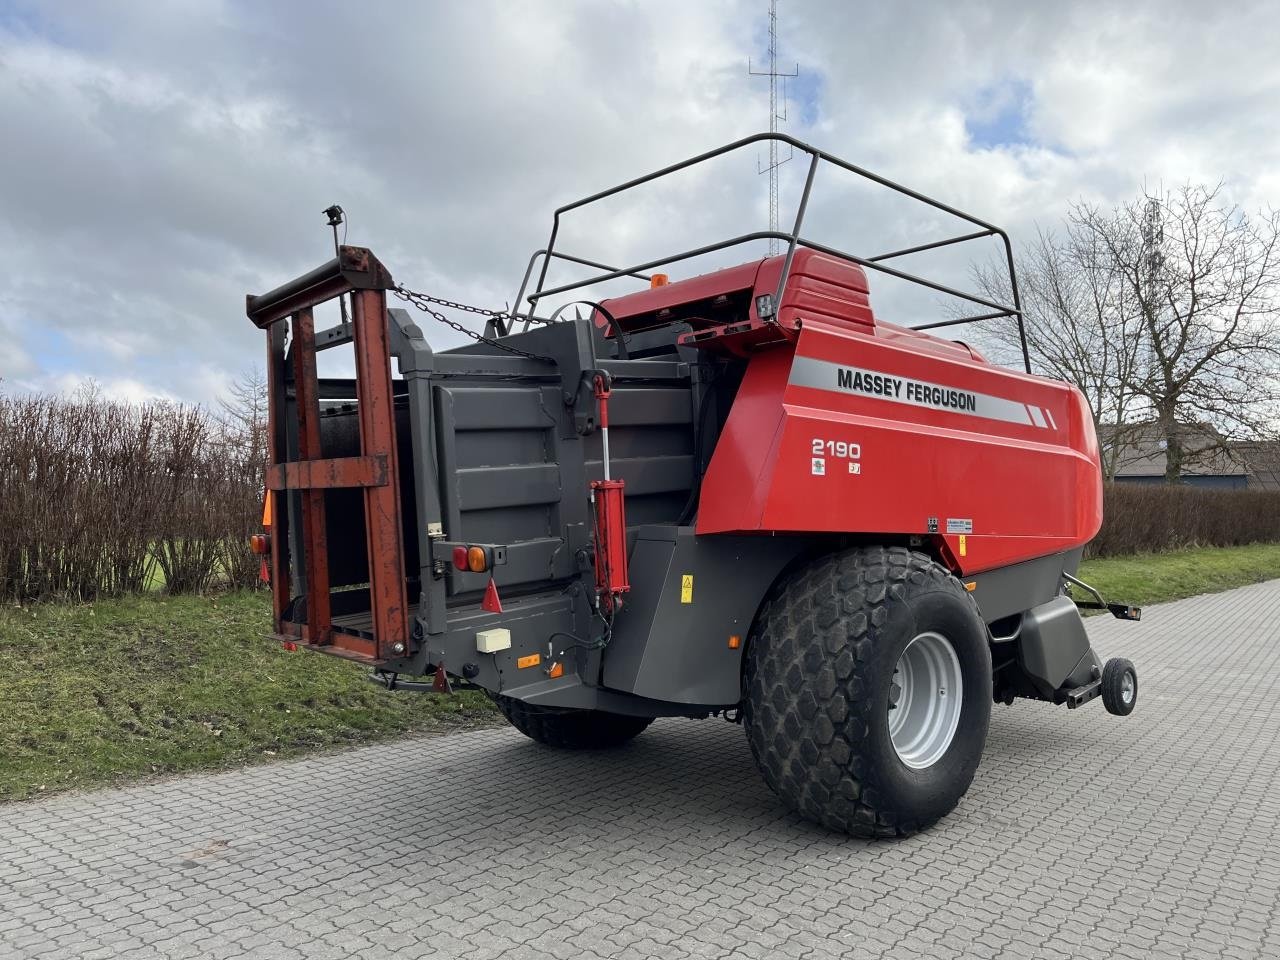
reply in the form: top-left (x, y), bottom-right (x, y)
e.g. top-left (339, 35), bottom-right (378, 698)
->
top-left (1101, 658), bottom-right (1137, 716)
top-left (743, 546), bottom-right (992, 837)
top-left (488, 693), bottom-right (653, 749)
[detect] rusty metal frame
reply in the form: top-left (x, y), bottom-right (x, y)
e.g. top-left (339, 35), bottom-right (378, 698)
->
top-left (249, 246), bottom-right (410, 664)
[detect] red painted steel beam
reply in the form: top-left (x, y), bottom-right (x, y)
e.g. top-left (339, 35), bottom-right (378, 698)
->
top-left (264, 322), bottom-right (290, 629)
top-left (351, 287), bottom-right (410, 661)
top-left (290, 309), bottom-right (332, 647)
top-left (265, 455), bottom-right (389, 490)
top-left (246, 246), bottom-right (394, 329)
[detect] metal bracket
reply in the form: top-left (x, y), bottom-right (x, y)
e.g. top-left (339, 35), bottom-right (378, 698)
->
top-left (1065, 679), bottom-right (1102, 709)
top-left (1064, 572), bottom-right (1142, 621)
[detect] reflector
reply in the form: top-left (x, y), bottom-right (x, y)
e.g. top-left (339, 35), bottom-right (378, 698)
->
top-left (467, 545), bottom-right (489, 573)
top-left (482, 577), bottom-right (503, 613)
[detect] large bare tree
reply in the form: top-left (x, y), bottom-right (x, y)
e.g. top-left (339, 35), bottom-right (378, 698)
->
top-left (973, 226), bottom-right (1146, 479)
top-left (216, 366), bottom-right (269, 461)
top-left (976, 185), bottom-right (1280, 482)
top-left (1075, 184), bottom-right (1280, 481)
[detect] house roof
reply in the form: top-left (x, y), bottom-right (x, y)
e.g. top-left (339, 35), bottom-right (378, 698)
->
top-left (1097, 422), bottom-right (1280, 488)
top-left (1099, 422), bottom-right (1246, 478)
top-left (1232, 440), bottom-right (1280, 491)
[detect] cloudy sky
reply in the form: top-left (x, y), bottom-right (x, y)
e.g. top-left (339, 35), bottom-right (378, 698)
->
top-left (2, 0), bottom-right (1277, 404)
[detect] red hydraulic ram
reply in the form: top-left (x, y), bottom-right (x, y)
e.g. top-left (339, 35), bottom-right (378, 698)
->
top-left (590, 373), bottom-right (629, 610)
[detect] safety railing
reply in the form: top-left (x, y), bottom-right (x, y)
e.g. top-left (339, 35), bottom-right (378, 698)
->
top-left (511, 132), bottom-right (1030, 372)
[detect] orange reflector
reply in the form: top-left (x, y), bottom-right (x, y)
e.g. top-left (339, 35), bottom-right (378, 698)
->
top-left (517, 653), bottom-right (541, 669)
top-left (728, 635), bottom-right (742, 650)
top-left (261, 491), bottom-right (273, 527)
top-left (650, 273), bottom-right (669, 288)
top-left (547, 661), bottom-right (564, 679)
top-left (964, 581), bottom-right (977, 592)
top-left (467, 546), bottom-right (489, 573)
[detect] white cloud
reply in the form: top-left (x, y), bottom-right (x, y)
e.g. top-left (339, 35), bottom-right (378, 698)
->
top-left (1, 0), bottom-right (1277, 402)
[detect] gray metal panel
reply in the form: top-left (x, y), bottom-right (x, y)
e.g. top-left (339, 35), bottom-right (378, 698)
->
top-left (449, 387), bottom-right (558, 430)
top-left (1017, 595), bottom-right (1094, 691)
top-left (430, 356), bottom-right (696, 599)
top-left (583, 455), bottom-right (695, 496)
top-left (969, 548), bottom-right (1082, 624)
top-left (605, 388), bottom-right (693, 427)
top-left (456, 463), bottom-right (561, 511)
top-left (603, 528), bottom-right (808, 705)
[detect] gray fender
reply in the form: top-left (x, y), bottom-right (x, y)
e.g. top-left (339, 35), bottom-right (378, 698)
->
top-left (601, 526), bottom-right (810, 706)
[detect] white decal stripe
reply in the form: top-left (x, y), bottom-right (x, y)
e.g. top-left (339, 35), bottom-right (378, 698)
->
top-left (1027, 405), bottom-right (1047, 428)
top-left (1044, 408), bottom-right (1057, 430)
top-left (788, 355), bottom-right (1047, 429)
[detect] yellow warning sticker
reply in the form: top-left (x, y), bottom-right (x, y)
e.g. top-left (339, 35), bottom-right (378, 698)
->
top-left (680, 574), bottom-right (694, 604)
top-left (517, 653), bottom-right (541, 669)
top-left (959, 535), bottom-right (967, 557)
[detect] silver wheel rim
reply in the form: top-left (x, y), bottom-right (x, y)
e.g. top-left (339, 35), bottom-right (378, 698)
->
top-left (887, 631), bottom-right (963, 769)
top-left (1121, 672), bottom-right (1135, 706)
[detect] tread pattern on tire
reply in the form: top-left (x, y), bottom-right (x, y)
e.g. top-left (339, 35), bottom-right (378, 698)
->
top-left (744, 545), bottom-right (986, 838)
top-left (489, 693), bottom-right (653, 750)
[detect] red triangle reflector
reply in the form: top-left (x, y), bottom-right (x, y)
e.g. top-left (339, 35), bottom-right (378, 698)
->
top-left (482, 577), bottom-right (503, 613)
top-left (432, 662), bottom-right (452, 694)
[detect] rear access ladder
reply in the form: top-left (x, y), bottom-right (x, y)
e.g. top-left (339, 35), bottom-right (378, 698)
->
top-left (246, 246), bottom-right (411, 664)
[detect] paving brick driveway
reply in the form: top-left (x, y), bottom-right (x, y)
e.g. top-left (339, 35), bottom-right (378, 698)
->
top-left (3, 580), bottom-right (1280, 959)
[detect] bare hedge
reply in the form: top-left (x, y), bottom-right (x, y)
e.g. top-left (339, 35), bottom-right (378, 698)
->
top-left (2, 389), bottom-right (1277, 600)
top-left (1089, 483), bottom-right (1280, 558)
top-left (0, 392), bottom-right (263, 603)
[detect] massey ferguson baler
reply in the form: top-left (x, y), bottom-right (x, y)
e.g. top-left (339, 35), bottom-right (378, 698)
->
top-left (246, 134), bottom-right (1139, 837)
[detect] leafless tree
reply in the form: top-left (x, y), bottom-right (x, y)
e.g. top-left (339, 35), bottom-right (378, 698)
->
top-left (214, 367), bottom-right (270, 588)
top-left (973, 226), bottom-right (1146, 479)
top-left (976, 185), bottom-right (1280, 483)
top-left (216, 366), bottom-right (269, 458)
top-left (1075, 184), bottom-right (1280, 482)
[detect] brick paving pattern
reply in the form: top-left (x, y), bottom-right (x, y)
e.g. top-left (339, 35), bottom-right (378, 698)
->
top-left (2, 580), bottom-right (1279, 959)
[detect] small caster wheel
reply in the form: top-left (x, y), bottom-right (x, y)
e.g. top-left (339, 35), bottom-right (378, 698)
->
top-left (1101, 658), bottom-right (1137, 716)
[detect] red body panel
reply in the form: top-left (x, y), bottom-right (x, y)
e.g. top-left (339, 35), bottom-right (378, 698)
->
top-left (605, 251), bottom-right (1104, 576)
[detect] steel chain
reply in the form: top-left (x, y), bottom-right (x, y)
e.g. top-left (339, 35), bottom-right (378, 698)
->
top-left (392, 285), bottom-right (552, 362)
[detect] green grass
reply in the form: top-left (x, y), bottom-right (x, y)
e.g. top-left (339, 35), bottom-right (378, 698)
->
top-left (1077, 542), bottom-right (1280, 608)
top-left (0, 591), bottom-right (496, 802)
top-left (3, 543), bottom-right (1279, 804)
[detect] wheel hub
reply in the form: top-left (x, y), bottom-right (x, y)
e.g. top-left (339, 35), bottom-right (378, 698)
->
top-left (887, 631), bottom-right (964, 769)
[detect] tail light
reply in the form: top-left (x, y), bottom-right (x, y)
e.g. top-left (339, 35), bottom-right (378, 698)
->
top-left (451, 545), bottom-right (491, 572)
top-left (249, 534), bottom-right (271, 555)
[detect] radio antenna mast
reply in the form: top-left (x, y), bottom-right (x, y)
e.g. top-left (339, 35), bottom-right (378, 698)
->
top-left (749, 0), bottom-right (799, 255)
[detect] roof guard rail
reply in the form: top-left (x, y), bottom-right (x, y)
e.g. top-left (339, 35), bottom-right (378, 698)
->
top-left (512, 132), bottom-right (1030, 373)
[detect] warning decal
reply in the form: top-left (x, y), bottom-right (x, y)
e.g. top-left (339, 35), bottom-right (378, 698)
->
top-left (680, 574), bottom-right (694, 604)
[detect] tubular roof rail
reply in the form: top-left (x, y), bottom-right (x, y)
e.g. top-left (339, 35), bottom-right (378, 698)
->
top-left (510, 132), bottom-right (1029, 372)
